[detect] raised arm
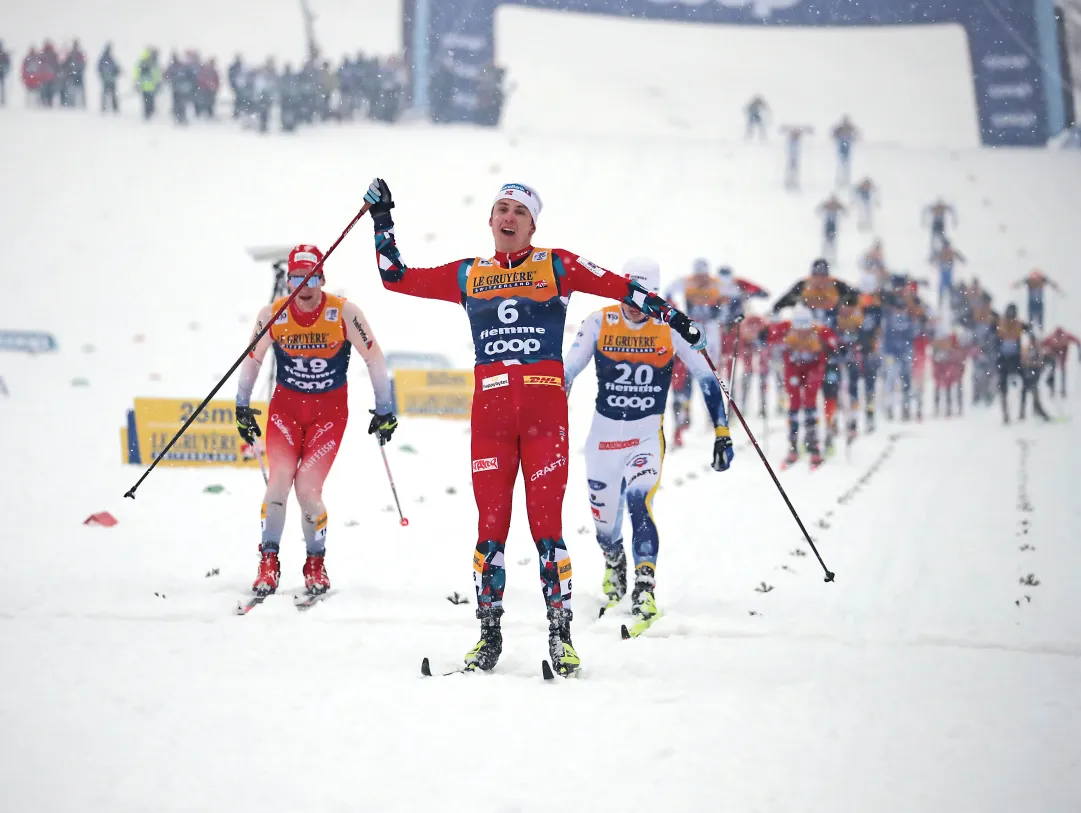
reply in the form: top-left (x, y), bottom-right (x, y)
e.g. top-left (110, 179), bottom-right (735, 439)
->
top-left (772, 280), bottom-right (806, 312)
top-left (364, 177), bottom-right (467, 304)
top-left (735, 278), bottom-right (769, 299)
top-left (236, 304), bottom-right (275, 408)
top-left (563, 311), bottom-right (602, 392)
top-left (835, 279), bottom-right (859, 306)
top-left (342, 300), bottom-right (394, 415)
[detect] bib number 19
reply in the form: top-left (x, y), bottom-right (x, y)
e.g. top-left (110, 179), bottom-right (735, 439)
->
top-left (291, 358), bottom-right (328, 374)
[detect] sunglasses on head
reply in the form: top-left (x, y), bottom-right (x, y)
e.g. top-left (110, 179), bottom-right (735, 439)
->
top-left (288, 273), bottom-right (323, 288)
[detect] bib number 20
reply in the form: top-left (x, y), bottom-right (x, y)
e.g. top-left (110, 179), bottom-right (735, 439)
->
top-left (614, 363), bottom-right (654, 387)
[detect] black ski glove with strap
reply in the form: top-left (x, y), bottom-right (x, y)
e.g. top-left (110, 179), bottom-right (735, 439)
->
top-left (368, 410), bottom-right (398, 445)
top-left (236, 406), bottom-right (262, 445)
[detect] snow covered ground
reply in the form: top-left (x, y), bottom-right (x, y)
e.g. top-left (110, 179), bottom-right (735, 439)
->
top-left (2, 3), bottom-right (1081, 812)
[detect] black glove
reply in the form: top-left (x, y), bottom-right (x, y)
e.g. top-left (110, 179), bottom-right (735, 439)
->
top-left (712, 433), bottom-right (734, 472)
top-left (364, 177), bottom-right (395, 229)
top-left (368, 410), bottom-right (398, 445)
top-left (236, 406), bottom-right (262, 445)
top-left (669, 310), bottom-right (706, 349)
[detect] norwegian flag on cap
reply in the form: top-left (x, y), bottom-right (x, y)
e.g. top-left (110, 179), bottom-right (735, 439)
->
top-left (288, 244), bottom-right (324, 273)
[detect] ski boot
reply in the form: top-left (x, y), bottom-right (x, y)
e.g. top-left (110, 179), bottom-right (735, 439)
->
top-left (901, 403), bottom-right (911, 423)
top-left (673, 425), bottom-right (686, 449)
top-left (547, 608), bottom-right (581, 677)
top-left (463, 608), bottom-right (503, 672)
top-left (846, 417), bottom-right (859, 444)
top-left (252, 548), bottom-right (280, 596)
top-left (808, 440), bottom-right (824, 469)
top-left (783, 439), bottom-right (800, 467)
top-left (302, 554), bottom-right (330, 595)
top-left (631, 564), bottom-right (659, 622)
top-left (599, 547), bottom-right (627, 617)
top-left (865, 408), bottom-right (876, 434)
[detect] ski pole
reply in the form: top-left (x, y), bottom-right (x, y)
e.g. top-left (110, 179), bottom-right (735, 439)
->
top-left (843, 363), bottom-right (853, 462)
top-left (762, 359), bottom-right (769, 456)
top-left (725, 316), bottom-right (744, 416)
top-left (380, 443), bottom-right (409, 527)
top-left (256, 441), bottom-right (269, 485)
top-left (698, 347), bottom-right (835, 582)
top-left (124, 201), bottom-right (372, 499)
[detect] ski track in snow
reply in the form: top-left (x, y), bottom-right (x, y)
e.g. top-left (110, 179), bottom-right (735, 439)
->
top-left (3, 4), bottom-right (1081, 812)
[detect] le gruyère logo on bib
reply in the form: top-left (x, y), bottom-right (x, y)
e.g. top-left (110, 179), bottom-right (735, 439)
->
top-left (604, 333), bottom-right (658, 354)
top-left (473, 268), bottom-right (534, 294)
top-left (282, 331), bottom-right (332, 351)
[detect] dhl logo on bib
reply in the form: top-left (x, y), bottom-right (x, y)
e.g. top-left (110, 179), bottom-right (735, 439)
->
top-left (524, 375), bottom-right (563, 387)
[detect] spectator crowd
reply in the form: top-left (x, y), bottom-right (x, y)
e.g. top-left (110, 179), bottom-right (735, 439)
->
top-left (0, 37), bottom-right (495, 133)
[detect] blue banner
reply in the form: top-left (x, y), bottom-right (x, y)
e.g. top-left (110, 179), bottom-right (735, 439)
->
top-left (413, 0), bottom-right (1062, 145)
top-left (0, 330), bottom-right (58, 353)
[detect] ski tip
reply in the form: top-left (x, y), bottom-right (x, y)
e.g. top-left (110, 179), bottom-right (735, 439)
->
top-left (421, 657), bottom-right (432, 677)
top-left (620, 624), bottom-right (631, 640)
top-left (541, 660), bottom-right (555, 681)
top-left (598, 606), bottom-right (607, 619)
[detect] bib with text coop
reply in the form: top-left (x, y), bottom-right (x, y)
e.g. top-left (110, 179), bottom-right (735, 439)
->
top-left (593, 305), bottom-right (675, 421)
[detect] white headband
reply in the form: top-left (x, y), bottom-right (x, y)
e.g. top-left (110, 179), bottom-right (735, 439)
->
top-left (494, 183), bottom-right (542, 224)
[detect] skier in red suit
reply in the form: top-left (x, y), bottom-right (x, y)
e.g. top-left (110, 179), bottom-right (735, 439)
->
top-left (362, 178), bottom-right (703, 676)
top-left (768, 305), bottom-right (838, 468)
top-left (930, 324), bottom-right (966, 417)
top-left (1041, 327), bottom-right (1080, 398)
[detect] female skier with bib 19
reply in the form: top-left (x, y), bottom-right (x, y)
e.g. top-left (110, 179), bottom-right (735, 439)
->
top-left (362, 178), bottom-right (705, 676)
top-left (235, 244), bottom-right (398, 597)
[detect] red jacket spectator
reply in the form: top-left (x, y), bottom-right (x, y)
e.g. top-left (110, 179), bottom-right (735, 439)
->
top-left (22, 48), bottom-right (45, 91)
top-left (197, 59), bottom-right (220, 92)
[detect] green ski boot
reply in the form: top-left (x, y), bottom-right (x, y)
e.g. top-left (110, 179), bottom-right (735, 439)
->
top-left (463, 608), bottom-right (503, 672)
top-left (547, 608), bottom-right (581, 677)
top-left (598, 546), bottom-right (627, 617)
top-left (623, 564), bottom-right (663, 638)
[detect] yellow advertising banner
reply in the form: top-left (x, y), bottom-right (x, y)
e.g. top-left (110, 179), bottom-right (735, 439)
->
top-left (394, 369), bottom-right (474, 420)
top-left (127, 398), bottom-right (269, 467)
